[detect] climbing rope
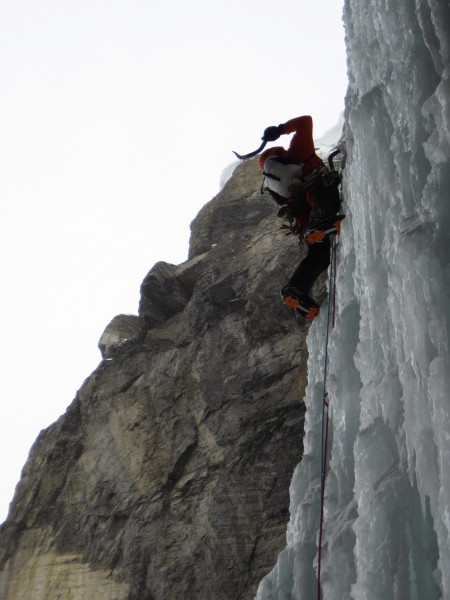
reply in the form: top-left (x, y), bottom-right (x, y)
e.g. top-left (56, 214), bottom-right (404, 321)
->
top-left (317, 234), bottom-right (338, 600)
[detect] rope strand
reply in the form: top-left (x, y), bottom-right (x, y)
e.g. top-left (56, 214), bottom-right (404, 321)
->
top-left (317, 235), bottom-right (337, 600)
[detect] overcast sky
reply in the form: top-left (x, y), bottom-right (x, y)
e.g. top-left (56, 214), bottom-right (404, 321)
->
top-left (0, 0), bottom-right (347, 522)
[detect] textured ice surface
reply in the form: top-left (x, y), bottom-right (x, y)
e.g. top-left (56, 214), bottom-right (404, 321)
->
top-left (256, 0), bottom-right (450, 598)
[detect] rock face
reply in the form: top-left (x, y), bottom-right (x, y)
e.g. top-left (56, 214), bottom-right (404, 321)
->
top-left (0, 158), bottom-right (314, 600)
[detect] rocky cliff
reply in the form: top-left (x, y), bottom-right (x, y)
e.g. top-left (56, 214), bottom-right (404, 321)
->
top-left (0, 158), bottom-right (319, 600)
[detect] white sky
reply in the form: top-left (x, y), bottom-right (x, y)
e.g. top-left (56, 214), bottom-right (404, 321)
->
top-left (0, 0), bottom-right (347, 522)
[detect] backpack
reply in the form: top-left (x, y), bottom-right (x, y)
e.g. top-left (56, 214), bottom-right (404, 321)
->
top-left (262, 156), bottom-right (305, 204)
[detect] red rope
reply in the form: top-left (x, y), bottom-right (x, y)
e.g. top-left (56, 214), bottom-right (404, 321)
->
top-left (332, 235), bottom-right (338, 327)
top-left (317, 235), bottom-right (338, 599)
top-left (317, 395), bottom-right (330, 598)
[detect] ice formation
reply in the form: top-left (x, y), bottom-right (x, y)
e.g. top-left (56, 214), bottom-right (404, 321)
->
top-left (256, 1), bottom-right (450, 598)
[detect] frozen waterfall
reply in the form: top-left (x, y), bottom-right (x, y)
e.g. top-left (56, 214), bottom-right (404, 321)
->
top-left (256, 0), bottom-right (450, 598)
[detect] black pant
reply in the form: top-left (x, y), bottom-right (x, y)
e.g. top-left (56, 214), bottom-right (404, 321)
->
top-left (308, 180), bottom-right (341, 221)
top-left (286, 182), bottom-right (340, 295)
top-left (286, 239), bottom-right (332, 295)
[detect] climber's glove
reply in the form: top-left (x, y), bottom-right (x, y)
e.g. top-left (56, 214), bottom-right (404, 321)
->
top-left (262, 124), bottom-right (284, 142)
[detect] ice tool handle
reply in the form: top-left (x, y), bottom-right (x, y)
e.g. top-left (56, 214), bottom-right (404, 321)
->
top-left (327, 148), bottom-right (341, 170)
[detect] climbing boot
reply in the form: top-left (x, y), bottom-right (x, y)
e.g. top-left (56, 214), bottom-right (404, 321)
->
top-left (281, 287), bottom-right (320, 320)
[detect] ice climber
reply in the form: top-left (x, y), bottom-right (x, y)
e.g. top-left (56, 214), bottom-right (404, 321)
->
top-left (258, 115), bottom-right (343, 319)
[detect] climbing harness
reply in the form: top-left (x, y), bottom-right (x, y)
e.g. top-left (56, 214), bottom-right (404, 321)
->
top-left (304, 214), bottom-right (346, 244)
top-left (317, 234), bottom-right (338, 600)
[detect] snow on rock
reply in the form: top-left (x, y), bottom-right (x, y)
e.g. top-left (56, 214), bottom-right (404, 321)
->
top-left (219, 159), bottom-right (240, 189)
top-left (314, 112), bottom-right (345, 158)
top-left (256, 1), bottom-right (450, 599)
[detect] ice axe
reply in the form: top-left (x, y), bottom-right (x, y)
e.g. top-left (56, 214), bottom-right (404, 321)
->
top-left (232, 139), bottom-right (268, 160)
top-left (327, 148), bottom-right (341, 169)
